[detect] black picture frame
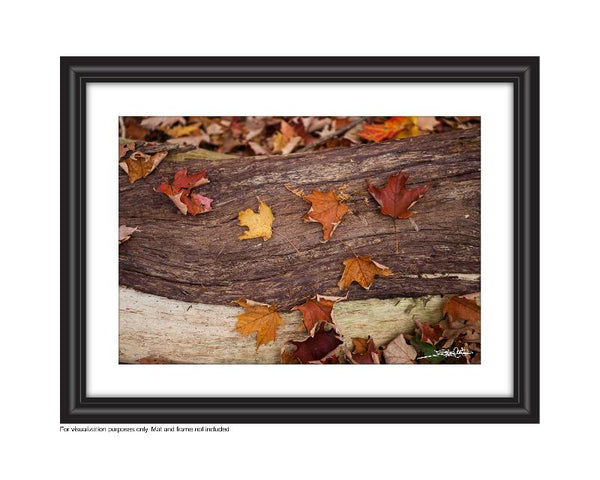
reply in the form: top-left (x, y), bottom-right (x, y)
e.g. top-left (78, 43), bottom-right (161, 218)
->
top-left (61, 56), bottom-right (539, 423)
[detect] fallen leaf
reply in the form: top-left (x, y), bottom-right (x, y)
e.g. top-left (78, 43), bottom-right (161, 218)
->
top-left (338, 255), bottom-right (393, 290)
top-left (383, 334), bottom-right (417, 364)
top-left (140, 116), bottom-right (186, 130)
top-left (367, 170), bottom-right (429, 219)
top-left (238, 200), bottom-right (274, 241)
top-left (162, 123), bottom-right (203, 138)
top-left (234, 299), bottom-right (284, 349)
top-left (272, 120), bottom-right (302, 154)
top-left (119, 150), bottom-right (168, 184)
top-left (416, 116), bottom-right (439, 132)
top-left (281, 322), bottom-right (343, 364)
top-left (292, 294), bottom-right (345, 335)
top-left (166, 129), bottom-right (210, 147)
top-left (416, 320), bottom-right (444, 345)
top-left (248, 141), bottom-right (270, 155)
top-left (119, 142), bottom-right (136, 158)
top-left (358, 116), bottom-right (418, 142)
top-left (156, 168), bottom-right (212, 215)
top-left (119, 225), bottom-right (138, 244)
top-left (302, 189), bottom-right (349, 241)
top-left (345, 337), bottom-right (381, 364)
top-left (443, 295), bottom-right (481, 323)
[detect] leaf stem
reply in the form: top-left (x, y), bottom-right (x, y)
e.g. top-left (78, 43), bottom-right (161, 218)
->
top-left (393, 218), bottom-right (399, 254)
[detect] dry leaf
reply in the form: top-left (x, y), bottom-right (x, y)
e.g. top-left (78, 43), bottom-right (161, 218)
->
top-left (367, 170), bottom-right (429, 219)
top-left (416, 116), bottom-right (439, 132)
top-left (162, 124), bottom-right (203, 138)
top-left (383, 334), bottom-right (417, 364)
top-left (292, 294), bottom-right (345, 335)
top-left (281, 322), bottom-right (343, 364)
top-left (119, 150), bottom-right (168, 184)
top-left (140, 116), bottom-right (186, 130)
top-left (119, 225), bottom-right (138, 244)
top-left (338, 255), bottom-right (393, 290)
top-left (443, 295), bottom-right (481, 323)
top-left (358, 116), bottom-right (418, 142)
top-left (302, 189), bottom-right (349, 242)
top-left (238, 200), bottom-right (274, 241)
top-left (416, 320), bottom-right (444, 345)
top-left (234, 299), bottom-right (284, 349)
top-left (344, 337), bottom-right (381, 364)
top-left (156, 168), bottom-right (212, 215)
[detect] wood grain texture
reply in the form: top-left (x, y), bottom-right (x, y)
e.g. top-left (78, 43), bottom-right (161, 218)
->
top-left (119, 287), bottom-right (454, 364)
top-left (119, 128), bottom-right (480, 309)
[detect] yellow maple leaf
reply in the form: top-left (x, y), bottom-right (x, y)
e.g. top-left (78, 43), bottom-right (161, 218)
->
top-left (238, 200), bottom-right (274, 240)
top-left (234, 299), bottom-right (284, 349)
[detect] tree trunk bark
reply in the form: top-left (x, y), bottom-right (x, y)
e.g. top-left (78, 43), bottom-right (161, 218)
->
top-left (119, 127), bottom-right (480, 310)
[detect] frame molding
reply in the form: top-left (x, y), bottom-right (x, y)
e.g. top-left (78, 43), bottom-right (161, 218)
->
top-left (61, 57), bottom-right (539, 423)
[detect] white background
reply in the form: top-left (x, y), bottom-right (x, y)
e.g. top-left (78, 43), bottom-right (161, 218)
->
top-left (87, 82), bottom-right (512, 397)
top-left (1, 1), bottom-right (598, 479)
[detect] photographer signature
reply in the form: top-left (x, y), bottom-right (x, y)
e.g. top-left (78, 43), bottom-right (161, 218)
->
top-left (416, 346), bottom-right (472, 360)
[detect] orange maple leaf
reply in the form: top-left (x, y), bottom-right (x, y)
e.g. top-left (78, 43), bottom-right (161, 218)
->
top-left (345, 337), bottom-right (381, 364)
top-left (156, 168), bottom-right (212, 215)
top-left (292, 295), bottom-right (345, 335)
top-left (234, 299), bottom-right (284, 349)
top-left (337, 255), bottom-right (393, 291)
top-left (367, 170), bottom-right (429, 219)
top-left (443, 296), bottom-right (481, 324)
top-left (358, 116), bottom-right (418, 142)
top-left (302, 189), bottom-right (349, 241)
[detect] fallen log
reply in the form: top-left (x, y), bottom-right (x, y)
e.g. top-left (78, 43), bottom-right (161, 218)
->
top-left (119, 127), bottom-right (480, 310)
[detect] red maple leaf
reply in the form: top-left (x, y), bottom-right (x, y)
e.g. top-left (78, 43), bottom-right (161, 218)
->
top-left (367, 170), bottom-right (429, 219)
top-left (156, 168), bottom-right (213, 215)
top-left (281, 323), bottom-right (343, 364)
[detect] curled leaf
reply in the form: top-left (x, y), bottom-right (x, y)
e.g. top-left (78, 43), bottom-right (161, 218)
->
top-left (291, 294), bottom-right (345, 335)
top-left (119, 225), bottom-right (138, 244)
top-left (383, 334), bottom-right (417, 364)
top-left (120, 150), bottom-right (168, 184)
top-left (344, 337), bottom-right (381, 364)
top-left (281, 322), bottom-right (343, 364)
top-left (156, 168), bottom-right (212, 215)
top-left (338, 255), bottom-right (393, 290)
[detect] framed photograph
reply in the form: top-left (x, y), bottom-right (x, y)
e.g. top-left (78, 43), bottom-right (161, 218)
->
top-left (61, 57), bottom-right (539, 423)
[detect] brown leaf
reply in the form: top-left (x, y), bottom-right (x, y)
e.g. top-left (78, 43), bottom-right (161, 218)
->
top-left (443, 295), bottom-right (480, 323)
top-left (140, 116), bottom-right (186, 130)
top-left (338, 255), bottom-right (393, 290)
top-left (302, 189), bottom-right (349, 242)
top-left (234, 299), bottom-right (284, 349)
top-left (367, 170), bottom-right (429, 219)
top-left (383, 334), bottom-right (417, 364)
top-left (416, 116), bottom-right (439, 132)
top-left (119, 150), bottom-right (168, 184)
top-left (291, 294), bottom-right (345, 335)
top-left (281, 322), bottom-right (343, 364)
top-left (119, 225), bottom-right (138, 244)
top-left (344, 337), bottom-right (381, 364)
top-left (415, 320), bottom-right (444, 345)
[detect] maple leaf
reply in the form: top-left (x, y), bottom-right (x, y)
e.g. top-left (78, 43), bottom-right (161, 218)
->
top-left (367, 170), bottom-right (429, 220)
top-left (338, 255), bottom-right (393, 291)
top-left (119, 150), bottom-right (168, 184)
top-left (292, 294), bottom-right (345, 335)
top-left (415, 320), bottom-right (444, 345)
top-left (238, 200), bottom-right (274, 241)
top-left (234, 299), bottom-right (284, 349)
top-left (302, 189), bottom-right (349, 242)
top-left (281, 322), bottom-right (343, 364)
top-left (119, 225), bottom-right (138, 244)
top-left (272, 120), bottom-right (302, 154)
top-left (383, 334), bottom-right (417, 364)
top-left (344, 337), bottom-right (381, 364)
top-left (443, 295), bottom-right (480, 323)
top-left (358, 116), bottom-right (418, 142)
top-left (156, 168), bottom-right (212, 215)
